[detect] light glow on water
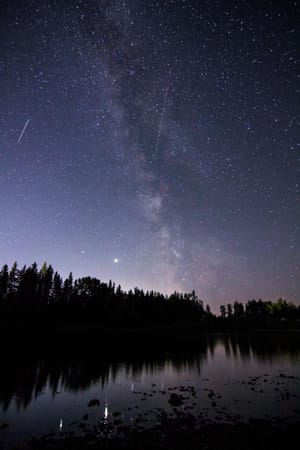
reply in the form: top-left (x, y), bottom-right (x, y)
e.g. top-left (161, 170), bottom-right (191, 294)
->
top-left (104, 403), bottom-right (109, 420)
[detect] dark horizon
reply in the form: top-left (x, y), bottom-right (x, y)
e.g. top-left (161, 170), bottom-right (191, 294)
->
top-left (1, 260), bottom-right (299, 320)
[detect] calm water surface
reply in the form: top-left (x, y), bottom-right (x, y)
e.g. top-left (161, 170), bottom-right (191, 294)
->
top-left (1, 332), bottom-right (300, 448)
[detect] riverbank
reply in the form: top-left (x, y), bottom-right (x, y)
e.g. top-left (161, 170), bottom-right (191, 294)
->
top-left (1, 319), bottom-right (300, 349)
top-left (25, 417), bottom-right (299, 450)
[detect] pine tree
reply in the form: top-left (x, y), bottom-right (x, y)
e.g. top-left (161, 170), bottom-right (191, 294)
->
top-left (0, 264), bottom-right (9, 302)
top-left (63, 272), bottom-right (73, 303)
top-left (8, 262), bottom-right (19, 298)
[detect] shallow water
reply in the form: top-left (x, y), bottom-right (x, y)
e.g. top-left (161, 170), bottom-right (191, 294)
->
top-left (1, 332), bottom-right (300, 448)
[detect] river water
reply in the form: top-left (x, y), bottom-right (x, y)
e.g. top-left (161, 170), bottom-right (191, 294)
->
top-left (1, 332), bottom-right (300, 448)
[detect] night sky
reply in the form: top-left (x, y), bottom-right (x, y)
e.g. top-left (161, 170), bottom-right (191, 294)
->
top-left (0, 0), bottom-right (299, 311)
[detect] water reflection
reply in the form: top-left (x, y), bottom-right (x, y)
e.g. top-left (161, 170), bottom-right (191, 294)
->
top-left (220, 332), bottom-right (300, 362)
top-left (104, 402), bottom-right (109, 421)
top-left (1, 332), bottom-right (300, 412)
top-left (0, 350), bottom-right (207, 411)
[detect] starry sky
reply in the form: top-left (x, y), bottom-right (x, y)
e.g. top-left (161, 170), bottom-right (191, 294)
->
top-left (0, 0), bottom-right (299, 311)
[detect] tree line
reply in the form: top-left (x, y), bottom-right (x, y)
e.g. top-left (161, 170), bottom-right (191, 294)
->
top-left (0, 262), bottom-right (299, 326)
top-left (0, 262), bottom-right (208, 325)
top-left (219, 298), bottom-right (300, 323)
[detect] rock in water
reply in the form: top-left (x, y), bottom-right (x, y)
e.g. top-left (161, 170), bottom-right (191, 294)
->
top-left (168, 393), bottom-right (184, 407)
top-left (88, 399), bottom-right (100, 407)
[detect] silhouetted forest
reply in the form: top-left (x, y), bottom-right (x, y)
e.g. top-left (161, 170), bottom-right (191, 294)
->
top-left (0, 262), bottom-right (299, 329)
top-left (218, 298), bottom-right (300, 327)
top-left (0, 262), bottom-right (207, 325)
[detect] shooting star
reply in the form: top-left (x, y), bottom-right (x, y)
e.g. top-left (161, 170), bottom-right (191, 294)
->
top-left (17, 118), bottom-right (30, 143)
top-left (155, 70), bottom-right (172, 155)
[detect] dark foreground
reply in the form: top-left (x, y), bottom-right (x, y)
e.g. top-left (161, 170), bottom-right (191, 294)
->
top-left (2, 329), bottom-right (300, 450)
top-left (25, 418), bottom-right (299, 450)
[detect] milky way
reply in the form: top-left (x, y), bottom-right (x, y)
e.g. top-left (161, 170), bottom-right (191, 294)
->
top-left (0, 0), bottom-right (299, 311)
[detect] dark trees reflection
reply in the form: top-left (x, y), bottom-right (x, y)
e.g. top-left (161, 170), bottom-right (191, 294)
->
top-left (1, 332), bottom-right (300, 412)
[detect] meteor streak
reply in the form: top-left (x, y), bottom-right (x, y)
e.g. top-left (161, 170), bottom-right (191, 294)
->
top-left (17, 118), bottom-right (30, 143)
top-left (155, 70), bottom-right (172, 155)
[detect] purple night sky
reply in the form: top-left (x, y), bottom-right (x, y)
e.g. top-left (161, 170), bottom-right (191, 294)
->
top-left (0, 0), bottom-right (299, 311)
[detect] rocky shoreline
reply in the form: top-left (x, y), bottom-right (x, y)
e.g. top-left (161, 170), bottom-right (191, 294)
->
top-left (2, 374), bottom-right (300, 450)
top-left (26, 416), bottom-right (299, 450)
